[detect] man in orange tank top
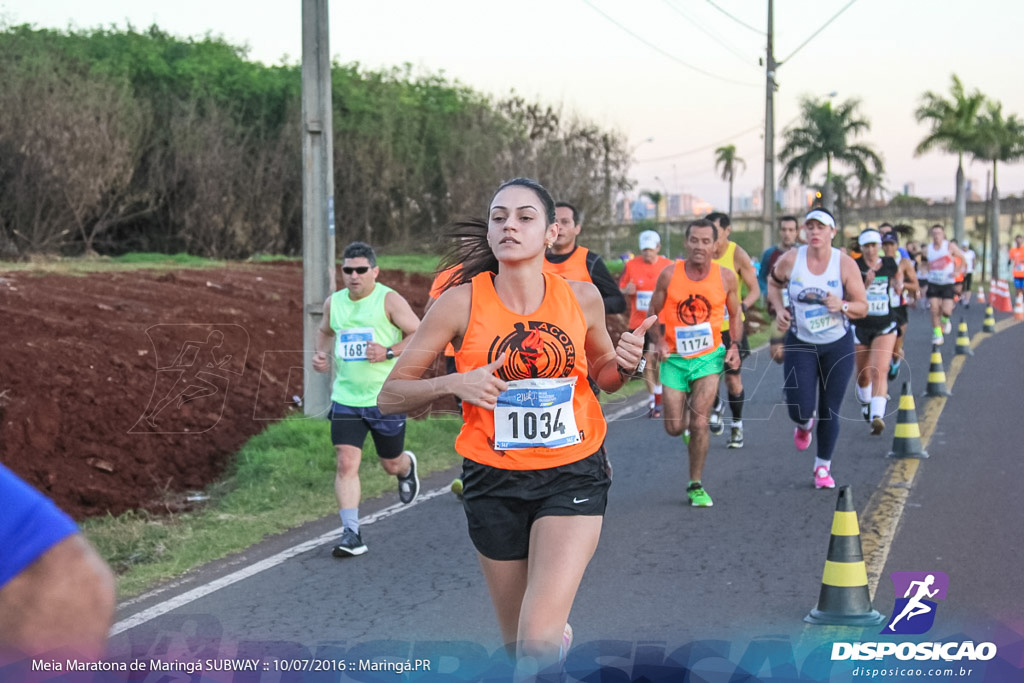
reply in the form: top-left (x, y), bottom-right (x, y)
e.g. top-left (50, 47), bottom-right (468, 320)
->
top-left (544, 202), bottom-right (627, 314)
top-left (1009, 234), bottom-right (1024, 297)
top-left (649, 219), bottom-right (741, 508)
top-left (620, 230), bottom-right (674, 417)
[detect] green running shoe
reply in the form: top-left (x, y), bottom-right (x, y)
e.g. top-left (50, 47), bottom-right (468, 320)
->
top-left (686, 481), bottom-right (713, 507)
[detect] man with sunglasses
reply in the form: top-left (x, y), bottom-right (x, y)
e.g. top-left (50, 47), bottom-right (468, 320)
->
top-left (313, 241), bottom-right (422, 557)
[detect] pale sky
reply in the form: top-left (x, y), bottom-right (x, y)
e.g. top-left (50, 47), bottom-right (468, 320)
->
top-left (4, 0), bottom-right (1024, 211)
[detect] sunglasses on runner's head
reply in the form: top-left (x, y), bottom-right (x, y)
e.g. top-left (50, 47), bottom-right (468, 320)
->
top-left (342, 266), bottom-right (370, 275)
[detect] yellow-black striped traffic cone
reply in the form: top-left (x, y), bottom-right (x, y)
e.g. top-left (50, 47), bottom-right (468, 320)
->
top-left (983, 305), bottom-right (996, 333)
top-left (805, 486), bottom-right (885, 626)
top-left (887, 382), bottom-right (929, 459)
top-left (925, 344), bottom-right (951, 397)
top-left (955, 318), bottom-right (974, 356)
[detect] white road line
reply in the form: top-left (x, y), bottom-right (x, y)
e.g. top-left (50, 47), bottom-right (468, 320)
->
top-left (110, 487), bottom-right (448, 635)
top-left (111, 376), bottom-right (715, 634)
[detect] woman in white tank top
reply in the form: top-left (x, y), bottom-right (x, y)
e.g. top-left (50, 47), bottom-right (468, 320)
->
top-left (766, 209), bottom-right (868, 490)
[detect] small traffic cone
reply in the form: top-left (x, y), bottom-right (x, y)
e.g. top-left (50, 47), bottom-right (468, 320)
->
top-left (805, 486), bottom-right (885, 626)
top-left (976, 288), bottom-right (986, 304)
top-left (983, 306), bottom-right (996, 333)
top-left (955, 318), bottom-right (974, 356)
top-left (887, 382), bottom-right (929, 459)
top-left (1015, 294), bottom-right (1024, 321)
top-left (925, 344), bottom-right (951, 397)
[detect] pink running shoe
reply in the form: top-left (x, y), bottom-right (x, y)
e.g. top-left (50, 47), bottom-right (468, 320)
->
top-left (814, 466), bottom-right (835, 489)
top-left (794, 418), bottom-right (814, 451)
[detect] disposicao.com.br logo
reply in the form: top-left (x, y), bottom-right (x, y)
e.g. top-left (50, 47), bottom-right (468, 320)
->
top-left (831, 571), bottom-right (998, 663)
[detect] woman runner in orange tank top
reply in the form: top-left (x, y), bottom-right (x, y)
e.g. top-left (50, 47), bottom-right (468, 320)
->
top-left (379, 178), bottom-right (656, 679)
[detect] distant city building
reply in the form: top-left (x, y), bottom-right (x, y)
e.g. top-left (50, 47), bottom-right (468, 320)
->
top-left (618, 192), bottom-right (712, 222)
top-left (966, 178), bottom-right (982, 202)
top-left (902, 182), bottom-right (916, 196)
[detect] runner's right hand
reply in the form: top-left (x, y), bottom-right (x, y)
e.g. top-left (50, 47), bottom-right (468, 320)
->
top-left (455, 353), bottom-right (508, 411)
top-left (312, 351), bottom-right (330, 373)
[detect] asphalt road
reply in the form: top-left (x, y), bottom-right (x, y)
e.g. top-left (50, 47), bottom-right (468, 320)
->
top-left (99, 299), bottom-right (1023, 682)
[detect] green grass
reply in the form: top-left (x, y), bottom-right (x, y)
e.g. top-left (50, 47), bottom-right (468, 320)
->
top-left (0, 252), bottom-right (231, 275)
top-left (82, 413), bottom-right (462, 597)
top-left (375, 253), bottom-right (441, 273)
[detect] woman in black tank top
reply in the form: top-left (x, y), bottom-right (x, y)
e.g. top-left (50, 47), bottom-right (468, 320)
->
top-left (853, 230), bottom-right (899, 435)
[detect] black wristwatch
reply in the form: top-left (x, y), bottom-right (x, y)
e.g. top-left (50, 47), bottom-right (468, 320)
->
top-left (618, 357), bottom-right (646, 378)
top-left (385, 347), bottom-right (395, 360)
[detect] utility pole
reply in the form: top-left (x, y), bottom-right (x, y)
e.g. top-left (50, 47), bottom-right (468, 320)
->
top-left (301, 0), bottom-right (335, 418)
top-left (761, 0), bottom-right (776, 253)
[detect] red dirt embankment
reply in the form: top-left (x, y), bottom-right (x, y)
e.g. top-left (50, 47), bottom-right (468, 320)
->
top-left (0, 262), bottom-right (446, 519)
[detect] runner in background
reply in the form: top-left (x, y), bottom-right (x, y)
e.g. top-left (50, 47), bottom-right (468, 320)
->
top-left (1008, 235), bottom-right (1024, 299)
top-left (312, 241), bottom-right (422, 558)
top-left (852, 229), bottom-right (899, 435)
top-left (760, 215), bottom-right (800, 315)
top-left (767, 209), bottom-right (868, 489)
top-left (960, 241), bottom-right (977, 308)
top-left (882, 231), bottom-right (920, 381)
top-left (924, 224), bottom-right (965, 345)
top-left (544, 201), bottom-right (627, 315)
top-left (648, 219), bottom-right (741, 508)
top-left (619, 230), bottom-right (674, 418)
top-left (379, 177), bottom-right (653, 680)
top-left (706, 212), bottom-right (760, 449)
top-left (0, 463), bottom-right (115, 658)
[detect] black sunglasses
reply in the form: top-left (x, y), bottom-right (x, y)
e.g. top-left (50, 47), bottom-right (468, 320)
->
top-left (342, 266), bottom-right (370, 275)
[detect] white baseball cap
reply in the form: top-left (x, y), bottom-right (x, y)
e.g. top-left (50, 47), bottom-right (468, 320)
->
top-left (639, 230), bottom-right (661, 251)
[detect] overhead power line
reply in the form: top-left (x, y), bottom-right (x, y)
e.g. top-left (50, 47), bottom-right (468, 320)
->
top-left (582, 0), bottom-right (759, 88)
top-left (662, 0), bottom-right (759, 69)
top-left (635, 124), bottom-right (762, 163)
top-left (779, 0), bottom-right (859, 65)
top-left (704, 0), bottom-right (765, 35)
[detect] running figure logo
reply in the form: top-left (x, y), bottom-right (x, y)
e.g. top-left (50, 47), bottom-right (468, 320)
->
top-left (488, 321), bottom-right (576, 381)
top-left (132, 324), bottom-right (249, 433)
top-left (882, 571), bottom-right (949, 635)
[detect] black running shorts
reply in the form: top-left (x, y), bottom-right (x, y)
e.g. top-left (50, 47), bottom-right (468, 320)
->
top-left (460, 449), bottom-right (611, 561)
top-left (853, 321), bottom-right (898, 346)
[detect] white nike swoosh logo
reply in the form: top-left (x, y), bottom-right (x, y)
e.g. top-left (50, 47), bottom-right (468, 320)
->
top-left (573, 497), bottom-right (589, 504)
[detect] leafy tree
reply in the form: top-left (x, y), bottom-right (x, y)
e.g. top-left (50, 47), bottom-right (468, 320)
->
top-left (714, 144), bottom-right (746, 215)
top-left (915, 74), bottom-right (985, 244)
top-left (778, 96), bottom-right (883, 216)
top-left (971, 100), bottom-right (1024, 279)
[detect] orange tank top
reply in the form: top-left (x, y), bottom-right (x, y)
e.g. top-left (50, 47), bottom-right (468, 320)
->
top-left (659, 261), bottom-right (727, 359)
top-left (1011, 246), bottom-right (1024, 278)
top-left (621, 255), bottom-right (674, 329)
top-left (544, 246), bottom-right (593, 283)
top-left (455, 271), bottom-right (606, 469)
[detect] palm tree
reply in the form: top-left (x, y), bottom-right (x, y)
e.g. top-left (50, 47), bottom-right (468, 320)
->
top-left (714, 144), bottom-right (746, 215)
top-left (854, 170), bottom-right (887, 208)
top-left (914, 75), bottom-right (985, 244)
top-left (778, 96), bottom-right (883, 216)
top-left (971, 100), bottom-right (1024, 280)
top-left (642, 190), bottom-right (664, 222)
